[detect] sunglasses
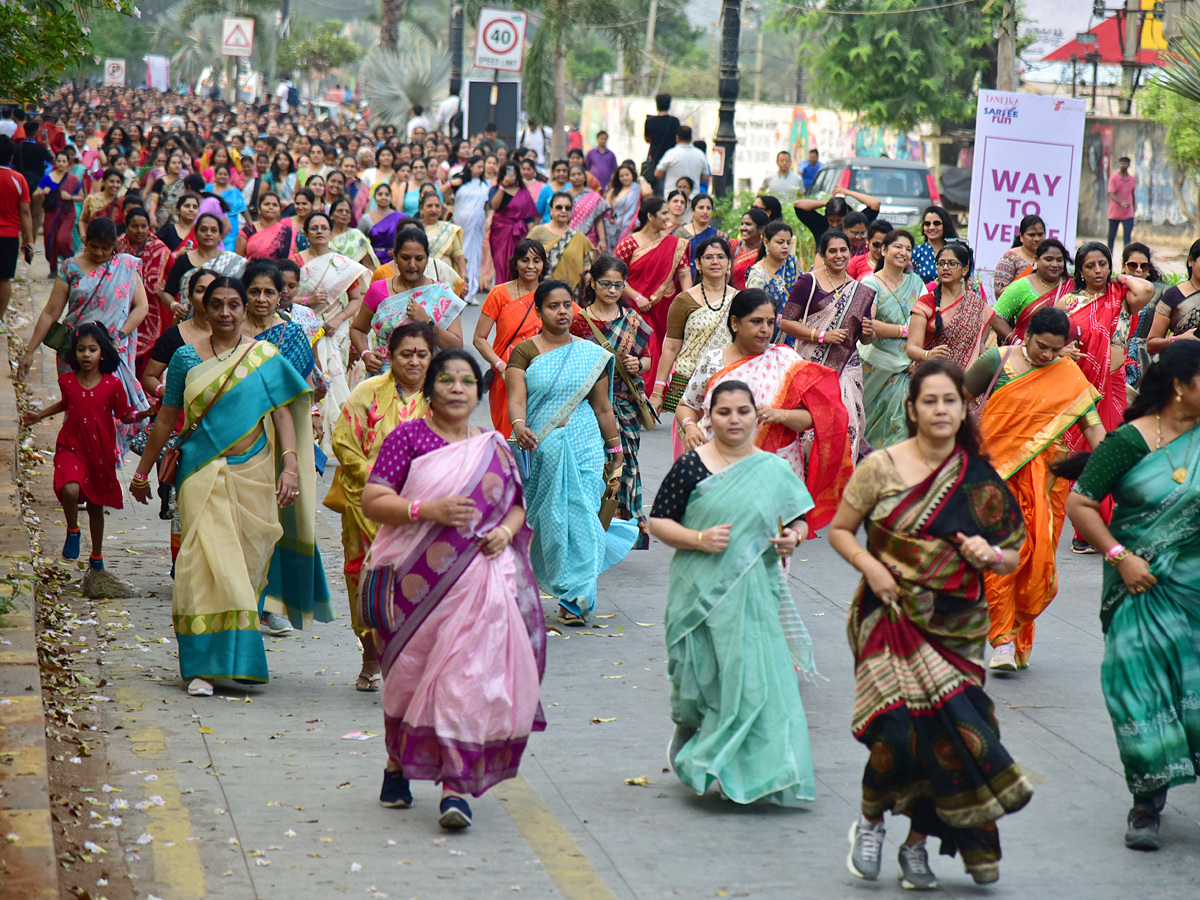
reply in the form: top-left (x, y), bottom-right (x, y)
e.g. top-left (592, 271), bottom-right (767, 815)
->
top-left (1125, 261), bottom-right (1150, 270)
top-left (870, 241), bottom-right (883, 249)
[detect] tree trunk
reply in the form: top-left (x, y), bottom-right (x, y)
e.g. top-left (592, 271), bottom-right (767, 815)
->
top-left (552, 49), bottom-right (568, 159)
top-left (380, 0), bottom-right (406, 53)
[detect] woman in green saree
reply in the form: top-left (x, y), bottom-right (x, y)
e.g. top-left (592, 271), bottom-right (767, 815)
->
top-left (1065, 342), bottom-right (1200, 852)
top-left (830, 360), bottom-right (1031, 888)
top-left (859, 230), bottom-right (925, 449)
top-left (648, 380), bottom-right (815, 806)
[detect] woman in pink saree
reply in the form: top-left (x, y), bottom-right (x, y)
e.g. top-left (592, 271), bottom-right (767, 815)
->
top-left (360, 350), bottom-right (545, 831)
top-left (488, 161), bottom-right (538, 284)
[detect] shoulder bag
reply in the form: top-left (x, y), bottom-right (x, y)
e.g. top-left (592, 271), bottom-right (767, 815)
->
top-left (44, 259), bottom-right (114, 354)
top-left (580, 308), bottom-right (659, 430)
top-left (158, 342), bottom-right (257, 486)
top-left (482, 295), bottom-right (536, 393)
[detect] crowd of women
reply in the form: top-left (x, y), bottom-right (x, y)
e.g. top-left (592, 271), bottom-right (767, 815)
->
top-left (15, 86), bottom-right (1199, 880)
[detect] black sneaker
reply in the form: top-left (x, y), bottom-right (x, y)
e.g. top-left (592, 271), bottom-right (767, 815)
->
top-left (1125, 804), bottom-right (1161, 850)
top-left (439, 795), bottom-right (472, 829)
top-left (1072, 538), bottom-right (1096, 554)
top-left (379, 769), bottom-right (412, 809)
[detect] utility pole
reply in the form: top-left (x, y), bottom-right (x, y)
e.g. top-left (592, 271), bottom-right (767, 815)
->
top-left (1120, 0), bottom-right (1140, 114)
top-left (714, 0), bottom-right (741, 197)
top-left (753, 8), bottom-right (764, 102)
top-left (449, 2), bottom-right (464, 98)
top-left (642, 0), bottom-right (660, 95)
top-left (997, 0), bottom-right (1016, 91)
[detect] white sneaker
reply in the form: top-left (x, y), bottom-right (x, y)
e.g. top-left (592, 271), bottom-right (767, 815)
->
top-left (989, 642), bottom-right (1017, 672)
top-left (187, 677), bottom-right (214, 697)
top-left (260, 611), bottom-right (293, 635)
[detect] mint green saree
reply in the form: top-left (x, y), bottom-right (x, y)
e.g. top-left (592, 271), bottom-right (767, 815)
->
top-left (663, 451), bottom-right (817, 806)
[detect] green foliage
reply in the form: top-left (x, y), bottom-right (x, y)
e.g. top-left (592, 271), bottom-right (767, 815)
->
top-left (566, 36), bottom-right (617, 95)
top-left (1141, 82), bottom-right (1200, 172)
top-left (361, 27), bottom-right (450, 127)
top-left (74, 6), bottom-right (152, 76)
top-left (775, 0), bottom-right (1001, 131)
top-left (711, 189), bottom-right (816, 269)
top-left (277, 20), bottom-right (364, 79)
top-left (1156, 13), bottom-right (1200, 105)
top-left (0, 1), bottom-right (135, 104)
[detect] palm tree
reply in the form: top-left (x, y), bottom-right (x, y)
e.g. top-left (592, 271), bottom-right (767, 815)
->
top-left (172, 0), bottom-right (278, 98)
top-left (153, 3), bottom-right (228, 87)
top-left (1159, 14), bottom-right (1200, 105)
top-left (363, 26), bottom-right (452, 125)
top-left (380, 0), bottom-right (409, 52)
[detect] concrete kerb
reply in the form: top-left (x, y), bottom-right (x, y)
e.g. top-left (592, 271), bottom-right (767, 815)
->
top-left (0, 292), bottom-right (59, 898)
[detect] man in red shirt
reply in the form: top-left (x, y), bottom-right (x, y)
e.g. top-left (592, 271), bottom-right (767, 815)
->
top-left (1107, 155), bottom-right (1136, 252)
top-left (0, 135), bottom-right (34, 322)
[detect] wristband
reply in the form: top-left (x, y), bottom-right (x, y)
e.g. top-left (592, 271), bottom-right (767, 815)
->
top-left (654, 380), bottom-right (667, 387)
top-left (992, 545), bottom-right (1003, 566)
top-left (605, 447), bottom-right (621, 455)
top-left (1170, 335), bottom-right (1177, 343)
top-left (411, 500), bottom-right (422, 522)
top-left (818, 330), bottom-right (826, 344)
top-left (1104, 543), bottom-right (1127, 562)
top-left (901, 324), bottom-right (908, 339)
top-left (681, 417), bottom-right (696, 428)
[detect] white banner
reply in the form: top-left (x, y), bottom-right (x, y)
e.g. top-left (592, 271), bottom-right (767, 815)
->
top-left (968, 91), bottom-right (1086, 276)
top-left (145, 55), bottom-right (171, 92)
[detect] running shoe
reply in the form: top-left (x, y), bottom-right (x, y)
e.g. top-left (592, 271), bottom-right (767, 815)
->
top-left (260, 611), bottom-right (293, 635)
top-left (1125, 804), bottom-right (1161, 851)
top-left (380, 769), bottom-right (413, 809)
top-left (897, 841), bottom-right (938, 890)
top-left (63, 528), bottom-right (81, 560)
top-left (439, 795), bottom-right (472, 829)
top-left (847, 818), bottom-right (885, 881)
top-left (1072, 538), bottom-right (1096, 554)
top-left (989, 642), bottom-right (1018, 672)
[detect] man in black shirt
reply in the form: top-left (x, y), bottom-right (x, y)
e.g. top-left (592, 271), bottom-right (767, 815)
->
top-left (643, 93), bottom-right (679, 193)
top-left (14, 120), bottom-right (51, 240)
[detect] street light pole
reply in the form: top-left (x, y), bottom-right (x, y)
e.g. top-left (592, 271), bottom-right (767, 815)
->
top-left (714, 0), bottom-right (741, 198)
top-left (450, 2), bottom-right (464, 98)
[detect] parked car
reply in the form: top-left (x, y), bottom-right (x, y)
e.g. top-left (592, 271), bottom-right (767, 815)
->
top-left (807, 158), bottom-right (941, 227)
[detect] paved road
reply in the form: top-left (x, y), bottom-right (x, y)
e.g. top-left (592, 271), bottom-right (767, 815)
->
top-left (21, 302), bottom-right (1200, 899)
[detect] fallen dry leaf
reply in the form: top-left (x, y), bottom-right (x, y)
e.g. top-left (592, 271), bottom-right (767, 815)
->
top-left (590, 717), bottom-right (617, 724)
top-left (624, 776), bottom-right (654, 787)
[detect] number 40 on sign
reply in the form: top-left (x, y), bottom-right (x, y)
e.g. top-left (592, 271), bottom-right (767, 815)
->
top-left (474, 8), bottom-right (527, 73)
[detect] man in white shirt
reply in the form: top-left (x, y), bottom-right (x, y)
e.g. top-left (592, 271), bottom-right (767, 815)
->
top-left (759, 151), bottom-right (804, 200)
top-left (654, 126), bottom-right (708, 197)
top-left (406, 105), bottom-right (431, 139)
top-left (0, 108), bottom-right (17, 139)
top-left (275, 79), bottom-right (296, 114)
top-left (518, 121), bottom-right (551, 166)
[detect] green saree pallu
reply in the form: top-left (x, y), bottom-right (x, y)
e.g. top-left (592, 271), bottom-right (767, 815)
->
top-left (666, 452), bottom-right (817, 806)
top-left (1087, 426), bottom-right (1200, 797)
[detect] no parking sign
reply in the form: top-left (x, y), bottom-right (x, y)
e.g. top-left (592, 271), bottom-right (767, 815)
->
top-left (104, 59), bottom-right (126, 88)
top-left (473, 8), bottom-right (527, 72)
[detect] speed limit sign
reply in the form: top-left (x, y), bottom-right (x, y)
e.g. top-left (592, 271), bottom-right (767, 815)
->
top-left (473, 8), bottom-right (527, 72)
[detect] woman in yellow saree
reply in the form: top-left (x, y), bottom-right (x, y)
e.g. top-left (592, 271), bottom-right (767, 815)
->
top-left (967, 307), bottom-right (1106, 671)
top-left (130, 277), bottom-right (317, 697)
top-left (528, 190), bottom-right (595, 297)
top-left (330, 322), bottom-right (433, 691)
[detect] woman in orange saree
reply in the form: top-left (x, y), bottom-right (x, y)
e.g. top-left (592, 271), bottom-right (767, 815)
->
top-left (1055, 242), bottom-right (1155, 549)
top-left (615, 196), bottom-right (691, 393)
top-left (471, 239), bottom-right (547, 435)
top-left (967, 308), bottom-right (1105, 671)
top-left (673, 289), bottom-right (853, 532)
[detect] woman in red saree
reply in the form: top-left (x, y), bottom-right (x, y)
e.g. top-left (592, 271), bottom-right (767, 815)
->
top-left (115, 208), bottom-right (173, 376)
top-left (729, 208), bottom-right (767, 290)
top-left (1054, 242), bottom-right (1155, 549)
top-left (615, 196), bottom-right (692, 389)
top-left (244, 192), bottom-right (297, 260)
top-left (673, 289), bottom-right (853, 531)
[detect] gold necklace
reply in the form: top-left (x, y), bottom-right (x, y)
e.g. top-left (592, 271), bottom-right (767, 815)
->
top-left (1157, 413), bottom-right (1198, 483)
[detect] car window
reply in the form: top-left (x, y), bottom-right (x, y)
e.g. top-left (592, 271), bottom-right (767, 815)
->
top-left (848, 165), bottom-right (926, 198)
top-left (811, 166), bottom-right (837, 196)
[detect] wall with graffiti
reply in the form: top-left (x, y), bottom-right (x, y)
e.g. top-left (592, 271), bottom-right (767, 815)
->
top-left (1078, 117), bottom-right (1196, 239)
top-left (581, 95), bottom-right (932, 192)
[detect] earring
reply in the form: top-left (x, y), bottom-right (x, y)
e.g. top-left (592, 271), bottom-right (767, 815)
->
top-left (1178, 392), bottom-right (1184, 403)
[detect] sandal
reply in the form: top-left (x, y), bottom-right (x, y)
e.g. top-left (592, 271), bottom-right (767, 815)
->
top-left (356, 672), bottom-right (382, 692)
top-left (557, 609), bottom-right (586, 627)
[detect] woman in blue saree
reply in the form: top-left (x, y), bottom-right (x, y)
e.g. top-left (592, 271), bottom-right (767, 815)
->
top-left (129, 276), bottom-right (321, 697)
top-left (648, 380), bottom-right (816, 806)
top-left (1066, 342), bottom-right (1200, 852)
top-left (506, 280), bottom-right (629, 625)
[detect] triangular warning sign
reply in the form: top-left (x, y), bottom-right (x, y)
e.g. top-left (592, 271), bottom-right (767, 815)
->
top-left (226, 24), bottom-right (251, 49)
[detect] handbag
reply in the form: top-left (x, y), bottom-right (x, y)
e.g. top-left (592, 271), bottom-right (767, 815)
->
top-left (483, 296), bottom-right (536, 393)
top-left (158, 343), bottom-right (256, 486)
top-left (598, 466), bottom-right (623, 530)
top-left (579, 308), bottom-right (659, 430)
top-left (44, 259), bottom-right (114, 355)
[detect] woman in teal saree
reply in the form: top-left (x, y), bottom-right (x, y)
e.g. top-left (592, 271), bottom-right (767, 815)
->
top-left (649, 380), bottom-right (816, 806)
top-left (1066, 342), bottom-right (1200, 852)
top-left (506, 280), bottom-right (632, 625)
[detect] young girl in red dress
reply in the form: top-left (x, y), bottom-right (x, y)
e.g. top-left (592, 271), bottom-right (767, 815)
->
top-left (23, 323), bottom-right (149, 569)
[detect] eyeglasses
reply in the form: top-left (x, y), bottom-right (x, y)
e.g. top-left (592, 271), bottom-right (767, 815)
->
top-left (700, 255), bottom-right (727, 263)
top-left (935, 260), bottom-right (962, 269)
top-left (596, 280), bottom-right (625, 291)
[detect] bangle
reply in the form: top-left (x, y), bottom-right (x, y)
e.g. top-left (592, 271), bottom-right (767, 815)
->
top-left (131, 472), bottom-right (150, 485)
top-left (411, 500), bottom-right (422, 522)
top-left (281, 448), bottom-right (297, 459)
top-left (681, 417), bottom-right (696, 429)
top-left (1107, 548), bottom-right (1132, 567)
top-left (1104, 543), bottom-right (1127, 562)
top-left (511, 418), bottom-right (526, 426)
top-left (696, 530), bottom-right (704, 549)
top-left (925, 349), bottom-right (930, 360)
top-left (992, 544), bottom-right (1003, 566)
top-left (818, 330), bottom-right (826, 344)
top-left (497, 524), bottom-right (515, 544)
top-left (604, 435), bottom-right (620, 446)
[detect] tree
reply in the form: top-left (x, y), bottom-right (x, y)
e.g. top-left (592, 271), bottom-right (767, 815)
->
top-left (1140, 83), bottom-right (1200, 231)
top-left (173, 0), bottom-right (277, 97)
top-left (362, 27), bottom-right (450, 126)
top-left (775, 0), bottom-right (1003, 131)
top-left (1, 0), bottom-right (135, 103)
top-left (277, 20), bottom-right (364, 95)
top-left (380, 0), bottom-right (408, 52)
top-left (76, 5), bottom-right (153, 78)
